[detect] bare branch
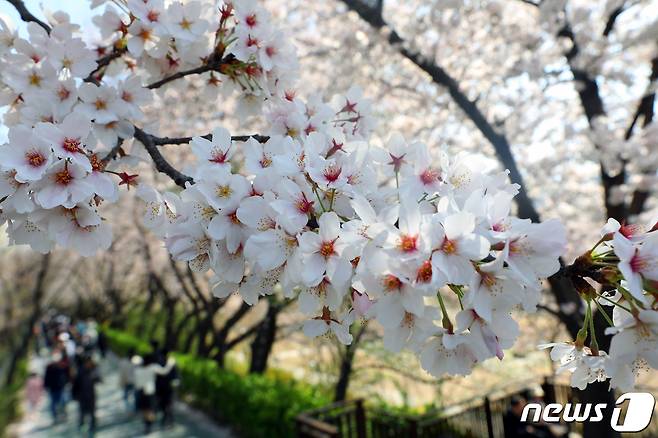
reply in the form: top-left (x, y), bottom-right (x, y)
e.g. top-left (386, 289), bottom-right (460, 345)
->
top-left (151, 133), bottom-right (269, 145)
top-left (133, 127), bottom-right (194, 187)
top-left (146, 64), bottom-right (215, 89)
top-left (85, 46), bottom-right (129, 83)
top-left (340, 0), bottom-right (540, 222)
top-left (603, 5), bottom-right (625, 36)
top-left (5, 0), bottom-right (51, 34)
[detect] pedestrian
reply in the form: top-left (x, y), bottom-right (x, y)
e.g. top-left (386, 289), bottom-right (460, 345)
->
top-left (25, 371), bottom-right (43, 413)
top-left (96, 330), bottom-right (107, 359)
top-left (118, 348), bottom-right (137, 411)
top-left (155, 349), bottom-right (178, 427)
top-left (134, 352), bottom-right (176, 434)
top-left (43, 351), bottom-right (69, 423)
top-left (72, 354), bottom-right (100, 436)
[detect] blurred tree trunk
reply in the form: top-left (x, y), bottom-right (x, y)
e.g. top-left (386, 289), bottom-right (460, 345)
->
top-left (249, 297), bottom-right (281, 374)
top-left (4, 255), bottom-right (50, 387)
top-left (334, 322), bottom-right (368, 402)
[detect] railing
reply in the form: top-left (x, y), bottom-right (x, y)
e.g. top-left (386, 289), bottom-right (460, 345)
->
top-left (296, 379), bottom-right (658, 438)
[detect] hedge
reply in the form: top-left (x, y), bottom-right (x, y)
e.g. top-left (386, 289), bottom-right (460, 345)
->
top-left (0, 359), bottom-right (27, 438)
top-left (103, 327), bottom-right (330, 437)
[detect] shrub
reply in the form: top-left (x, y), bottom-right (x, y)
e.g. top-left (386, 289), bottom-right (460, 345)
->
top-left (103, 328), bottom-right (330, 437)
top-left (0, 359), bottom-right (27, 438)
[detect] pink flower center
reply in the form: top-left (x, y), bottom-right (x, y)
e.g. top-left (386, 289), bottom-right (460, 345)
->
top-left (319, 240), bottom-right (336, 258)
top-left (323, 164), bottom-right (342, 183)
top-left (441, 238), bottom-right (457, 254)
top-left (265, 45), bottom-right (276, 57)
top-left (147, 10), bottom-right (160, 22)
top-left (387, 153), bottom-right (406, 173)
top-left (209, 147), bottom-right (230, 164)
top-left (491, 222), bottom-right (506, 232)
top-left (58, 86), bottom-right (71, 101)
top-left (420, 168), bottom-right (440, 186)
top-left (416, 260), bottom-right (433, 283)
top-left (620, 223), bottom-right (642, 239)
top-left (398, 234), bottom-right (418, 253)
top-left (245, 14), bottom-right (257, 27)
top-left (62, 138), bottom-right (82, 153)
top-left (383, 274), bottom-right (402, 291)
top-left (54, 168), bottom-right (73, 185)
top-left (25, 150), bottom-right (46, 167)
top-left (295, 193), bottom-right (314, 214)
top-left (228, 211), bottom-right (240, 225)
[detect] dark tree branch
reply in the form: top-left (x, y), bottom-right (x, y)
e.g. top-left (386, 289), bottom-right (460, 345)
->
top-left (152, 133), bottom-right (269, 145)
top-left (5, 0), bottom-right (50, 34)
top-left (146, 64), bottom-right (215, 89)
top-left (340, 0), bottom-right (540, 222)
top-left (133, 127), bottom-right (194, 187)
top-left (85, 46), bottom-right (129, 83)
top-left (101, 138), bottom-right (125, 163)
top-left (603, 5), bottom-right (625, 37)
top-left (627, 56), bottom-right (658, 217)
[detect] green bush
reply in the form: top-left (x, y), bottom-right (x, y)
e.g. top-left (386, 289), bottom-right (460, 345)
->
top-left (104, 328), bottom-right (330, 437)
top-left (0, 359), bottom-right (27, 438)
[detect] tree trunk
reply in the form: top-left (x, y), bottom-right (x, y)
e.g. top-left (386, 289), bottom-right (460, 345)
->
top-left (333, 322), bottom-right (368, 402)
top-left (333, 347), bottom-right (355, 402)
top-left (5, 255), bottom-right (49, 386)
top-left (162, 298), bottom-right (177, 351)
top-left (249, 300), bottom-right (280, 374)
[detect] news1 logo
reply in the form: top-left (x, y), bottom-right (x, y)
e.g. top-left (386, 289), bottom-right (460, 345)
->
top-left (521, 392), bottom-right (656, 432)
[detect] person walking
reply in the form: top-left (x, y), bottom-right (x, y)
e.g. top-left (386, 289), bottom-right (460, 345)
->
top-left (72, 354), bottom-right (101, 436)
top-left (118, 348), bottom-right (137, 411)
top-left (134, 352), bottom-right (176, 434)
top-left (43, 351), bottom-right (69, 423)
top-left (155, 349), bottom-right (179, 428)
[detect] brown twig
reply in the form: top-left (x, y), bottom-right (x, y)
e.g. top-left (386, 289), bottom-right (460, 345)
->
top-left (152, 133), bottom-right (269, 145)
top-left (133, 127), bottom-right (194, 187)
top-left (5, 0), bottom-right (51, 34)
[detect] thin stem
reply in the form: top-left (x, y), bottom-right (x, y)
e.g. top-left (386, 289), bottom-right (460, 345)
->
top-left (436, 291), bottom-right (453, 333)
top-left (587, 300), bottom-right (599, 355)
top-left (575, 304), bottom-right (589, 348)
top-left (593, 298), bottom-right (614, 327)
top-left (329, 188), bottom-right (336, 211)
top-left (595, 291), bottom-right (632, 313)
top-left (312, 186), bottom-right (327, 212)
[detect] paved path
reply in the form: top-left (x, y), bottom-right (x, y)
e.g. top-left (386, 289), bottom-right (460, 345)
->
top-left (11, 355), bottom-right (234, 438)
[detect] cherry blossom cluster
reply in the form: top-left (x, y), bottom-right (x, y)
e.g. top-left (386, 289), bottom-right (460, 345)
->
top-left (0, 0), bottom-right (571, 381)
top-left (139, 82), bottom-right (568, 377)
top-left (0, 16), bottom-right (138, 255)
top-left (0, 0), bottom-right (296, 255)
top-left (542, 218), bottom-right (658, 391)
top-left (92, 0), bottom-right (297, 103)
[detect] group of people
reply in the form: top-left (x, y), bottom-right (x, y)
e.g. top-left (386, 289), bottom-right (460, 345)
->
top-left (25, 315), bottom-right (179, 436)
top-left (118, 342), bottom-right (179, 435)
top-left (26, 317), bottom-right (104, 436)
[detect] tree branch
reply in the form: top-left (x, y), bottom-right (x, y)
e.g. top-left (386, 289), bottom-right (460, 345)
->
top-left (340, 0), bottom-right (540, 222)
top-left (603, 5), bottom-right (625, 37)
top-left (152, 133), bottom-right (269, 145)
top-left (146, 64), bottom-right (215, 89)
top-left (5, 0), bottom-right (51, 34)
top-left (133, 127), bottom-right (194, 187)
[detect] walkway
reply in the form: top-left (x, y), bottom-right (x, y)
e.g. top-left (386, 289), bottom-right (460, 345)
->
top-left (11, 355), bottom-right (234, 437)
